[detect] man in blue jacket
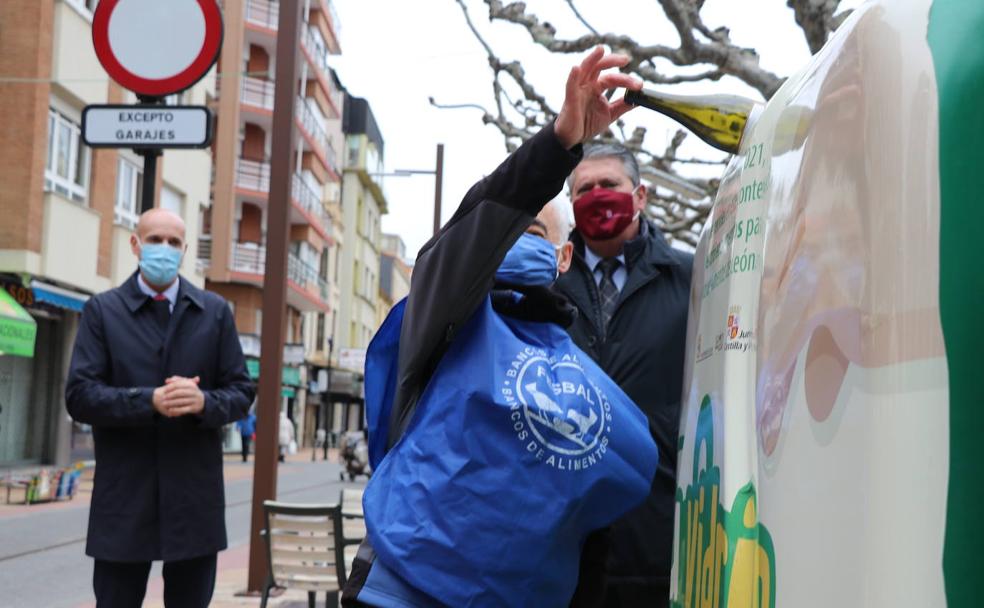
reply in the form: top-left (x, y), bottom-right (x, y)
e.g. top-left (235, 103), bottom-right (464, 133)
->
top-left (66, 208), bottom-right (254, 608)
top-left (342, 48), bottom-right (654, 607)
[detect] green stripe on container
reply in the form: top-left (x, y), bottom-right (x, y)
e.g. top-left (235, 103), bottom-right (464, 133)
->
top-left (927, 1), bottom-right (984, 605)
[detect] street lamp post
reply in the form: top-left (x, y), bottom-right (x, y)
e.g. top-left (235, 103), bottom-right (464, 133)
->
top-left (374, 143), bottom-right (445, 237)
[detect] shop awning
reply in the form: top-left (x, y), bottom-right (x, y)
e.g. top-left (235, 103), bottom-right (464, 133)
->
top-left (31, 280), bottom-right (89, 312)
top-left (0, 288), bottom-right (37, 357)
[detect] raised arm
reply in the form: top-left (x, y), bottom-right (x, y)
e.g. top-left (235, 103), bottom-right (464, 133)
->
top-left (386, 48), bottom-right (642, 447)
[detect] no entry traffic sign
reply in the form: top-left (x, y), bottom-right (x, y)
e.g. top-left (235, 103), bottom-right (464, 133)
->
top-left (82, 105), bottom-right (213, 148)
top-left (92, 0), bottom-right (223, 98)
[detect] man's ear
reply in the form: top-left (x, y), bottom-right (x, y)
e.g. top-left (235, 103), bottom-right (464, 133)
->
top-left (557, 242), bottom-right (574, 274)
top-left (633, 183), bottom-right (647, 213)
top-left (130, 234), bottom-right (141, 258)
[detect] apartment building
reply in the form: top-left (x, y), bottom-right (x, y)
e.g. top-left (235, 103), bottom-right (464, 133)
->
top-left (0, 0), bottom-right (213, 467)
top-left (378, 233), bottom-right (411, 326)
top-left (201, 0), bottom-right (343, 447)
top-left (337, 94), bottom-right (386, 357)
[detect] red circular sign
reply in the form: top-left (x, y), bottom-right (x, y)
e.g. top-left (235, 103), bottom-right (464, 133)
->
top-left (92, 0), bottom-right (223, 97)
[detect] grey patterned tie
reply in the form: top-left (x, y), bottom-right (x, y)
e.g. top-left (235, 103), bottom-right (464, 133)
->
top-left (597, 257), bottom-right (621, 331)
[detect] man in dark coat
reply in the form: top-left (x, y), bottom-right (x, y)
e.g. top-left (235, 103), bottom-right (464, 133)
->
top-left (555, 143), bottom-right (694, 607)
top-left (66, 208), bottom-right (254, 608)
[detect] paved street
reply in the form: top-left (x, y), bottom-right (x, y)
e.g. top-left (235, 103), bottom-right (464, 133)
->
top-left (0, 453), bottom-right (363, 608)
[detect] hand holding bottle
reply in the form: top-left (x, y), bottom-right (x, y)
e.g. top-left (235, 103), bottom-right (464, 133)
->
top-left (554, 47), bottom-right (643, 149)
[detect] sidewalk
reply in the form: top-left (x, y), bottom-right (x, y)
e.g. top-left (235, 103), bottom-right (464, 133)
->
top-left (144, 450), bottom-right (355, 608)
top-left (0, 448), bottom-right (359, 608)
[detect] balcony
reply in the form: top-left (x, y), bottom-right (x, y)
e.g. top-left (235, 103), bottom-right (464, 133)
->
top-left (292, 173), bottom-right (333, 234)
top-left (241, 76), bottom-right (274, 111)
top-left (236, 158), bottom-right (270, 193)
top-left (235, 159), bottom-right (332, 235)
top-left (246, 0), bottom-right (278, 30)
top-left (230, 241), bottom-right (330, 308)
top-left (302, 26), bottom-right (331, 76)
top-left (197, 235), bottom-right (212, 271)
top-left (295, 97), bottom-right (329, 154)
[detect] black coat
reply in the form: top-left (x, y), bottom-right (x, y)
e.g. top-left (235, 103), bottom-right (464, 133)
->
top-left (66, 272), bottom-right (254, 562)
top-left (555, 220), bottom-right (693, 590)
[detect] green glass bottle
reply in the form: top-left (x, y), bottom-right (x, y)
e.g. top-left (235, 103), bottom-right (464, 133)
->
top-left (624, 88), bottom-right (757, 154)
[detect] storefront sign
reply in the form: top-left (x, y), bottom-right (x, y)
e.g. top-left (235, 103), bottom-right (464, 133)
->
top-left (1, 281), bottom-right (35, 309)
top-left (0, 289), bottom-right (37, 358)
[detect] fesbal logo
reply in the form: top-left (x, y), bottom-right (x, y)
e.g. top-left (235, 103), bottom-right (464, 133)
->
top-left (501, 348), bottom-right (611, 471)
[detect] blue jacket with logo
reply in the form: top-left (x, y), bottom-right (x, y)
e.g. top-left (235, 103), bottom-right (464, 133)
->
top-left (344, 124), bottom-right (658, 607)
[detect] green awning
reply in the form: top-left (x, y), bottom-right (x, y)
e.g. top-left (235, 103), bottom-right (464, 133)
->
top-left (0, 288), bottom-right (36, 358)
top-left (246, 359), bottom-right (303, 386)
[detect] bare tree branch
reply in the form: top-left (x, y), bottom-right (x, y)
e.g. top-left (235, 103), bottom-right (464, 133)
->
top-left (787, 0), bottom-right (849, 54)
top-left (484, 0), bottom-right (784, 98)
top-left (442, 0), bottom-right (850, 244)
top-left (564, 0), bottom-right (599, 36)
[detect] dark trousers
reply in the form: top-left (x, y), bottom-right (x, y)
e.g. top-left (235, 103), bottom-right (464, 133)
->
top-left (93, 554), bottom-right (217, 608)
top-left (241, 434), bottom-right (252, 462)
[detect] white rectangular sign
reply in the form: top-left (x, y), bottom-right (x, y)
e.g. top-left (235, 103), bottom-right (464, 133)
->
top-left (338, 348), bottom-right (367, 373)
top-left (82, 105), bottom-right (212, 148)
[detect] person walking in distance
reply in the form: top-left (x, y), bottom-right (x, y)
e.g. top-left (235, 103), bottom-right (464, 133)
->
top-left (66, 208), bottom-right (255, 608)
top-left (237, 409), bottom-right (256, 462)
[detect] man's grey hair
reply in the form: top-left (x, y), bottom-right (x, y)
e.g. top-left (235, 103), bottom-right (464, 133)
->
top-left (566, 141), bottom-right (641, 190)
top-left (543, 196), bottom-right (575, 245)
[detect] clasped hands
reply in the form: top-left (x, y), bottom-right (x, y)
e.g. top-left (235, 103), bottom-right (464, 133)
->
top-left (153, 376), bottom-right (205, 418)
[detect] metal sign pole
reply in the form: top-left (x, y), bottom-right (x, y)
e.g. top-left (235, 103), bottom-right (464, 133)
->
top-left (137, 96), bottom-right (163, 212)
top-left (246, 0), bottom-right (302, 593)
top-left (433, 143), bottom-right (444, 236)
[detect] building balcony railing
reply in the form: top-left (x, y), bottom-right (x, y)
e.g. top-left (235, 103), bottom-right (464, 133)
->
top-left (236, 158), bottom-right (271, 193)
top-left (295, 97), bottom-right (329, 154)
top-left (292, 173), bottom-right (333, 234)
top-left (326, 0), bottom-right (342, 40)
top-left (197, 235), bottom-right (212, 271)
top-left (302, 26), bottom-right (331, 77)
top-left (325, 139), bottom-right (339, 176)
top-left (241, 76), bottom-right (275, 110)
top-left (236, 159), bottom-right (332, 235)
top-left (245, 0), bottom-right (278, 30)
top-left (231, 241), bottom-right (329, 302)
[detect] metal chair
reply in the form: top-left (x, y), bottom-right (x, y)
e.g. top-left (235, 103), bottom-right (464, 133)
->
top-left (260, 500), bottom-right (349, 608)
top-left (339, 488), bottom-right (367, 576)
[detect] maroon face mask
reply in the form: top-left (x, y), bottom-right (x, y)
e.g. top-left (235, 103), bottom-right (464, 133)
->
top-left (572, 187), bottom-right (637, 240)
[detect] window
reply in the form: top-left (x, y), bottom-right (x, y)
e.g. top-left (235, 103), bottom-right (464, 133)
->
top-left (316, 313), bottom-right (326, 347)
top-left (319, 248), bottom-right (330, 281)
top-left (45, 109), bottom-right (90, 203)
top-left (161, 185), bottom-right (184, 217)
top-left (347, 136), bottom-right (360, 168)
top-left (115, 158), bottom-right (143, 229)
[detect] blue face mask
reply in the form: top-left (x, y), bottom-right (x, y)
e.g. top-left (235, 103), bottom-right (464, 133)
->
top-left (139, 241), bottom-right (183, 286)
top-left (495, 233), bottom-right (559, 287)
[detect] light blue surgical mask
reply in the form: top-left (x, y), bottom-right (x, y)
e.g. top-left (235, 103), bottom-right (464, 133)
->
top-left (138, 241), bottom-right (183, 286)
top-left (495, 233), bottom-right (559, 287)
